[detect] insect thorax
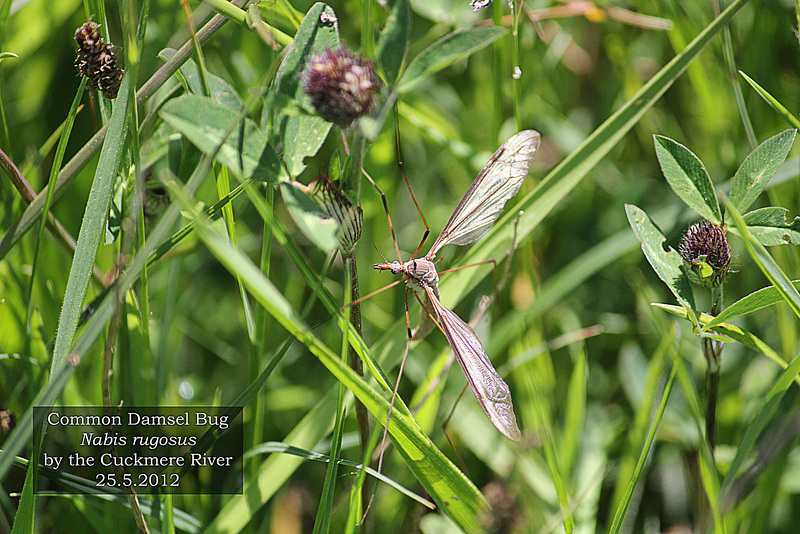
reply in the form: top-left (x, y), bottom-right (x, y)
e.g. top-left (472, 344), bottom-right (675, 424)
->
top-left (404, 258), bottom-right (439, 289)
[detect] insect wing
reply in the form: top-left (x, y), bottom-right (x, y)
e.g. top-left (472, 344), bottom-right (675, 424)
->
top-left (425, 287), bottom-right (521, 441)
top-left (411, 284), bottom-right (439, 340)
top-left (428, 130), bottom-right (540, 257)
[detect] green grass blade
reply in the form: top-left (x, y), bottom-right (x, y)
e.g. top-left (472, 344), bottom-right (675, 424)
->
top-left (609, 329), bottom-right (672, 514)
top-left (397, 26), bottom-right (507, 93)
top-left (375, 0), bottom-right (411, 86)
top-left (705, 280), bottom-right (800, 330)
top-left (559, 349), bottom-right (586, 475)
top-left (10, 454), bottom-right (35, 534)
top-left (204, 388), bottom-right (340, 534)
top-left (50, 74), bottom-right (130, 379)
top-left (608, 364), bottom-right (676, 534)
top-left (738, 70), bottom-right (800, 130)
top-left (725, 198), bottom-right (800, 320)
top-left (26, 79), bottom-right (85, 332)
top-left (313, 263), bottom-right (352, 534)
top-left (244, 442), bottom-right (433, 509)
top-left (313, 405), bottom-right (344, 534)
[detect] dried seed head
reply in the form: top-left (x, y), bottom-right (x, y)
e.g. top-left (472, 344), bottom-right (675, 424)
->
top-left (314, 176), bottom-right (362, 253)
top-left (679, 220), bottom-right (731, 288)
top-left (75, 21), bottom-right (103, 53)
top-left (75, 20), bottom-right (124, 99)
top-left (300, 47), bottom-right (379, 128)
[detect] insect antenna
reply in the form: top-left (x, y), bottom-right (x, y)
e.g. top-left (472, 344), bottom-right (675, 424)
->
top-left (393, 108), bottom-right (430, 259)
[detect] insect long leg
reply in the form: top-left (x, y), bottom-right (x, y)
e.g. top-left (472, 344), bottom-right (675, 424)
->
top-left (337, 277), bottom-right (404, 313)
top-left (371, 286), bottom-right (414, 503)
top-left (442, 383), bottom-right (471, 475)
top-left (438, 258), bottom-right (500, 292)
top-left (362, 168), bottom-right (403, 264)
top-left (393, 107), bottom-right (430, 259)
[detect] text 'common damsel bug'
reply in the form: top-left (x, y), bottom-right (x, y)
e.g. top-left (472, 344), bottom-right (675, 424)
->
top-left (374, 130), bottom-right (540, 443)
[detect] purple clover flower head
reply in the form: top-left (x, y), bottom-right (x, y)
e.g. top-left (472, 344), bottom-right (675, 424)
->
top-left (679, 220), bottom-right (731, 288)
top-left (300, 46), bottom-right (379, 128)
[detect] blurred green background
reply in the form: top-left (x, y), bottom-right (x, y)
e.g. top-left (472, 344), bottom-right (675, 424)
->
top-left (2, 0), bottom-right (800, 532)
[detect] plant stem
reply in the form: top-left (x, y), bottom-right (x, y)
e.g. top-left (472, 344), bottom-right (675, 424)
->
top-left (344, 251), bottom-right (370, 458)
top-left (704, 283), bottom-right (724, 453)
top-left (339, 127), bottom-right (370, 484)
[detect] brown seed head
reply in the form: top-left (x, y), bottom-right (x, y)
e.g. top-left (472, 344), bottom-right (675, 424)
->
top-left (75, 21), bottom-right (124, 99)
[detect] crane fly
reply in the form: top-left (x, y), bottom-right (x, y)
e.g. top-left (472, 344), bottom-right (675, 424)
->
top-left (374, 130), bottom-right (540, 442)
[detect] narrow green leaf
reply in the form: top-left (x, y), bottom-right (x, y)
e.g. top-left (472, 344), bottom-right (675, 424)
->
top-left (51, 74), bottom-right (130, 378)
top-left (654, 135), bottom-right (721, 223)
top-left (375, 0), bottom-right (411, 86)
top-left (656, 304), bottom-right (800, 387)
top-left (625, 204), bottom-right (696, 314)
top-left (730, 129), bottom-right (796, 213)
top-left (726, 199), bottom-right (800, 320)
top-left (705, 280), bottom-right (800, 330)
top-left (10, 454), bottom-right (36, 534)
top-left (160, 94), bottom-right (283, 183)
top-left (610, 330), bottom-right (671, 514)
top-left (273, 2), bottom-right (338, 176)
top-left (739, 70), bottom-right (800, 130)
top-left (397, 26), bottom-right (507, 93)
top-left (244, 442), bottom-right (433, 509)
top-left (740, 206), bottom-right (800, 246)
top-left (670, 353), bottom-right (724, 533)
top-left (560, 350), bottom-right (586, 474)
top-left (313, 404), bottom-right (344, 534)
top-left (279, 182), bottom-right (339, 252)
top-left (608, 365), bottom-right (676, 534)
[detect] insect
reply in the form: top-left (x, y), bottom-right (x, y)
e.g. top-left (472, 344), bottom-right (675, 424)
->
top-left (374, 130), bottom-right (540, 441)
